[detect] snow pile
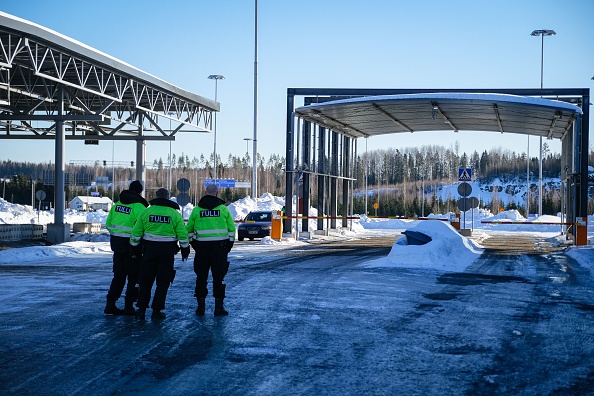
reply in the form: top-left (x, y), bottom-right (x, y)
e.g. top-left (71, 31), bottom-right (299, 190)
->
top-left (358, 214), bottom-right (418, 229)
top-left (364, 220), bottom-right (482, 272)
top-left (0, 198), bottom-right (108, 225)
top-left (228, 193), bottom-right (285, 220)
top-left (486, 209), bottom-right (525, 222)
top-left (0, 240), bottom-right (111, 264)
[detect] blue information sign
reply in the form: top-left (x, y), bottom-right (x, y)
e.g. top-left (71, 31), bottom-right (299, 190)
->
top-left (458, 168), bottom-right (472, 181)
top-left (204, 179), bottom-right (236, 188)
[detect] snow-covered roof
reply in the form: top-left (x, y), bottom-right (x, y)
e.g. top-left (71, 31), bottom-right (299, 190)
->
top-left (0, 11), bottom-right (216, 112)
top-left (70, 196), bottom-right (112, 204)
top-left (296, 92), bottom-right (582, 140)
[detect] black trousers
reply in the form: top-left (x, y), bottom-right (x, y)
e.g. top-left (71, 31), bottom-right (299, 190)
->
top-left (192, 241), bottom-right (228, 299)
top-left (106, 237), bottom-right (140, 306)
top-left (137, 242), bottom-right (177, 311)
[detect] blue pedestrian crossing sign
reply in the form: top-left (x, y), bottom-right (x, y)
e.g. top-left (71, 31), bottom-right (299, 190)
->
top-left (458, 168), bottom-right (472, 181)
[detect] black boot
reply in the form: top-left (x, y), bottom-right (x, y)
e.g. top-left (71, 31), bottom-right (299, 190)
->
top-left (135, 307), bottom-right (146, 320)
top-left (151, 309), bottom-right (166, 320)
top-left (123, 302), bottom-right (137, 316)
top-left (104, 301), bottom-right (124, 315)
top-left (196, 298), bottom-right (206, 316)
top-left (214, 298), bottom-right (228, 316)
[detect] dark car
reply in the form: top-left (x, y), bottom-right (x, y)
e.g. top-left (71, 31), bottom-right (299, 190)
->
top-left (237, 210), bottom-right (273, 241)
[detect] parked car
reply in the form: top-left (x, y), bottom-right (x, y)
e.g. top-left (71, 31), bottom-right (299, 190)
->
top-left (237, 210), bottom-right (273, 241)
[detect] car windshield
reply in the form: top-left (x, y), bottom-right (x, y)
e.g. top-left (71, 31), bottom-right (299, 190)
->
top-left (246, 212), bottom-right (271, 222)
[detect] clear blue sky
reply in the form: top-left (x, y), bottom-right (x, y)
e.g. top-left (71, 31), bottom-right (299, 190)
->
top-left (1, 0), bottom-right (593, 166)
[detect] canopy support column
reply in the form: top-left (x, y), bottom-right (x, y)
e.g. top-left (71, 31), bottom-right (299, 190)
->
top-left (301, 121), bottom-right (311, 235)
top-left (317, 127), bottom-right (326, 231)
top-left (284, 94), bottom-right (294, 232)
top-left (330, 130), bottom-right (338, 229)
top-left (47, 86), bottom-right (70, 244)
top-left (578, 93), bottom-right (589, 221)
top-left (136, 113), bottom-right (146, 194)
top-left (342, 136), bottom-right (350, 228)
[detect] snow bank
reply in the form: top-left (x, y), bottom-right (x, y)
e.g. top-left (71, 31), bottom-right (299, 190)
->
top-left (363, 220), bottom-right (482, 272)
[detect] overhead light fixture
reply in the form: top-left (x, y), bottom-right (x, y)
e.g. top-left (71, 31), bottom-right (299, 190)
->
top-left (531, 29), bottom-right (556, 37)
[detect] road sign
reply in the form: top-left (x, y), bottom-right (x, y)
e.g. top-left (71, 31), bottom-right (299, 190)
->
top-left (204, 179), bottom-right (236, 188)
top-left (176, 192), bottom-right (191, 206)
top-left (458, 168), bottom-right (472, 181)
top-left (469, 197), bottom-right (479, 209)
top-left (457, 197), bottom-right (472, 212)
top-left (373, 202), bottom-right (379, 210)
top-left (177, 178), bottom-right (190, 192)
top-left (35, 190), bottom-right (46, 201)
top-left (457, 182), bottom-right (472, 197)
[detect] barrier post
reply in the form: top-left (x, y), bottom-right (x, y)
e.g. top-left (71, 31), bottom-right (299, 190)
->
top-left (450, 213), bottom-right (461, 230)
top-left (576, 217), bottom-right (588, 246)
top-left (271, 211), bottom-right (283, 241)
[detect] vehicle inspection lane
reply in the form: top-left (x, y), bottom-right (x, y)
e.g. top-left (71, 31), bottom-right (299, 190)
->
top-left (1, 236), bottom-right (593, 395)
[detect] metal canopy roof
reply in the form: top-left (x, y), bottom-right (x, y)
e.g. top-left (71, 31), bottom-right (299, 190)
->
top-left (0, 11), bottom-right (218, 141)
top-left (295, 92), bottom-right (582, 141)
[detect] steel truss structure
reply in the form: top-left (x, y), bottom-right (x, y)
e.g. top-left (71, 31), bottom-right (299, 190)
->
top-left (286, 88), bottom-right (590, 243)
top-left (0, 12), bottom-right (218, 243)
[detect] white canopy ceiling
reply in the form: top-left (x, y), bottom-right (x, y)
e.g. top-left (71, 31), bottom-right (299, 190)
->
top-left (295, 93), bottom-right (582, 140)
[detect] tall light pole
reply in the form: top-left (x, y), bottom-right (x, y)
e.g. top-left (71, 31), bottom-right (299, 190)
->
top-left (208, 74), bottom-right (225, 184)
top-left (531, 29), bottom-right (555, 217)
top-left (252, 0), bottom-right (258, 198)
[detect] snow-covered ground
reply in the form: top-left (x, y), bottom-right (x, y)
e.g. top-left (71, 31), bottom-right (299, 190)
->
top-left (0, 195), bottom-right (592, 275)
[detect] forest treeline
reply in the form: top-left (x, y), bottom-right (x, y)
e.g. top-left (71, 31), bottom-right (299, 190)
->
top-left (2, 142), bottom-right (592, 216)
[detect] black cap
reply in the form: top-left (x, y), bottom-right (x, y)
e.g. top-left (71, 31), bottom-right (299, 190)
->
top-left (129, 180), bottom-right (143, 194)
top-left (156, 188), bottom-right (170, 199)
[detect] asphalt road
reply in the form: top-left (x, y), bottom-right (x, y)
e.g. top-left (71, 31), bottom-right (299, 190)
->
top-left (1, 235), bottom-right (594, 395)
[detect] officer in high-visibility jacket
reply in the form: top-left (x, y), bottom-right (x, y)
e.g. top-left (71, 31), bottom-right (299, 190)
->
top-left (130, 188), bottom-right (190, 320)
top-left (104, 180), bottom-right (149, 316)
top-left (186, 183), bottom-right (235, 316)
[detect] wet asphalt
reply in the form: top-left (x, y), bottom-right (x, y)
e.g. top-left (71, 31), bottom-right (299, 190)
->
top-left (1, 234), bottom-right (594, 395)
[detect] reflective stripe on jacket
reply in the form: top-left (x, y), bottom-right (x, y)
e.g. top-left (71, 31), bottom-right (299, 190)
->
top-left (186, 204), bottom-right (236, 242)
top-left (105, 202), bottom-right (147, 238)
top-left (130, 205), bottom-right (189, 248)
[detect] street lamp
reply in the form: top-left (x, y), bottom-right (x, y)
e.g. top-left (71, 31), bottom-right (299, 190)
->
top-left (208, 74), bottom-right (225, 184)
top-left (531, 29), bottom-right (556, 217)
top-left (243, 137), bottom-right (253, 156)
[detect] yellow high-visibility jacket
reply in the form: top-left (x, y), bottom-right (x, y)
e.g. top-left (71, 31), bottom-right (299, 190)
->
top-left (186, 195), bottom-right (235, 242)
top-left (105, 189), bottom-right (148, 238)
top-left (130, 198), bottom-right (189, 248)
